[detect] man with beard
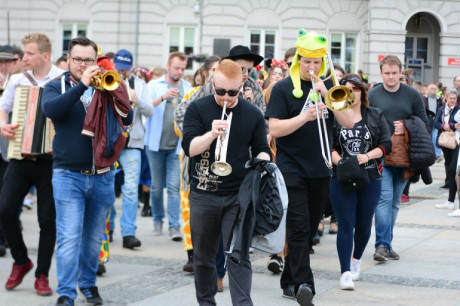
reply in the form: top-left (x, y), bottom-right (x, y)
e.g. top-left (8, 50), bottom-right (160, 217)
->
top-left (41, 37), bottom-right (132, 306)
top-left (145, 52), bottom-right (191, 239)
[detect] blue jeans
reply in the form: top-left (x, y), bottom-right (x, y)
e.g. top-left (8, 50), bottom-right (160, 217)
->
top-left (374, 166), bottom-right (407, 250)
top-left (118, 149), bottom-right (141, 237)
top-left (145, 147), bottom-right (180, 228)
top-left (53, 169), bottom-right (115, 301)
top-left (432, 129), bottom-right (442, 158)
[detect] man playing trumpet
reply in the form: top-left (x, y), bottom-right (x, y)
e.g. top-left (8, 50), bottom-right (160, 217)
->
top-left (182, 59), bottom-right (270, 305)
top-left (265, 29), bottom-right (354, 305)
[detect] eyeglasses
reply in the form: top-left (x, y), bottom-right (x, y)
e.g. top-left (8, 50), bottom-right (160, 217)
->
top-left (351, 86), bottom-right (361, 92)
top-left (286, 62), bottom-right (292, 68)
top-left (215, 87), bottom-right (240, 97)
top-left (71, 57), bottom-right (95, 65)
top-left (241, 67), bottom-right (253, 75)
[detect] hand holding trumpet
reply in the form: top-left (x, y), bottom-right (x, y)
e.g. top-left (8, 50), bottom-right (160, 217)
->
top-left (81, 66), bottom-right (101, 87)
top-left (211, 119), bottom-right (228, 139)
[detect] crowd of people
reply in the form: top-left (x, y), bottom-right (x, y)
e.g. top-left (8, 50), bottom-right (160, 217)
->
top-left (0, 27), bottom-right (458, 306)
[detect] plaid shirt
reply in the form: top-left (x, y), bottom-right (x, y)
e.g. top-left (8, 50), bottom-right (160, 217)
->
top-left (174, 75), bottom-right (265, 135)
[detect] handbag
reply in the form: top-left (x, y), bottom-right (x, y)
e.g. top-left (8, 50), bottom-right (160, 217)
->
top-left (336, 155), bottom-right (370, 192)
top-left (438, 131), bottom-right (457, 149)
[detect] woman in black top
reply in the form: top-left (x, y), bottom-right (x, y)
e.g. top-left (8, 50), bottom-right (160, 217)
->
top-left (329, 74), bottom-right (392, 290)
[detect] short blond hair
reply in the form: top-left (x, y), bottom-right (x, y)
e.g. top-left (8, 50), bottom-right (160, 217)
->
top-left (22, 33), bottom-right (52, 54)
top-left (215, 59), bottom-right (242, 82)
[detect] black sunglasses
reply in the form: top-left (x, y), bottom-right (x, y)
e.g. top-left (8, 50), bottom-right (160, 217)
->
top-left (215, 88), bottom-right (240, 97)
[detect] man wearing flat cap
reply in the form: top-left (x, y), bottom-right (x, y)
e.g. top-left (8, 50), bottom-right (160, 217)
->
top-left (174, 45), bottom-right (266, 134)
top-left (266, 29), bottom-right (354, 305)
top-left (0, 44), bottom-right (17, 258)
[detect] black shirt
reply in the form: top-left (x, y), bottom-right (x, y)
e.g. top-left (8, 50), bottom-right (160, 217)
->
top-left (265, 76), bottom-right (334, 178)
top-left (182, 95), bottom-right (270, 194)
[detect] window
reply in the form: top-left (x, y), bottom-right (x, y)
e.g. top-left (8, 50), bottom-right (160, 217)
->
top-left (62, 24), bottom-right (87, 54)
top-left (249, 30), bottom-right (276, 59)
top-left (405, 36), bottom-right (428, 64)
top-left (330, 32), bottom-right (358, 74)
top-left (169, 27), bottom-right (195, 70)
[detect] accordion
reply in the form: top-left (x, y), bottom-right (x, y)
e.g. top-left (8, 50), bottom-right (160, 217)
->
top-left (7, 86), bottom-right (55, 160)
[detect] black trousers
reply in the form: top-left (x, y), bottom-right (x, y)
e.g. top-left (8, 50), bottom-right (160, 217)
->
top-left (280, 173), bottom-right (330, 295)
top-left (189, 191), bottom-right (253, 306)
top-left (444, 146), bottom-right (460, 202)
top-left (0, 157), bottom-right (8, 245)
top-left (0, 159), bottom-right (56, 277)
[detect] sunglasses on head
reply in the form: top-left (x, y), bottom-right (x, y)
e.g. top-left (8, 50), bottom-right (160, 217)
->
top-left (215, 88), bottom-right (240, 97)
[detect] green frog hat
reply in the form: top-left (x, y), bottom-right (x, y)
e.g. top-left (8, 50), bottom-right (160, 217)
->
top-left (290, 29), bottom-right (328, 98)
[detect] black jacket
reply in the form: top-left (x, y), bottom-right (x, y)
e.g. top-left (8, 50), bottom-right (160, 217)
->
top-left (404, 116), bottom-right (436, 169)
top-left (229, 160), bottom-right (283, 264)
top-left (332, 107), bottom-right (392, 176)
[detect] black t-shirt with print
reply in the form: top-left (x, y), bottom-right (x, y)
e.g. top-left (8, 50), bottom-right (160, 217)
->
top-left (265, 76), bottom-right (334, 178)
top-left (182, 95), bottom-right (270, 194)
top-left (335, 120), bottom-right (380, 180)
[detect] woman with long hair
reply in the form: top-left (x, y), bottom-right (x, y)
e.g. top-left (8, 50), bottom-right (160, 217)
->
top-left (329, 74), bottom-right (392, 290)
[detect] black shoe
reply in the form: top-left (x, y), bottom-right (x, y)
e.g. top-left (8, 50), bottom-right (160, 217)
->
top-left (96, 263), bottom-right (106, 276)
top-left (309, 247), bottom-right (315, 255)
top-left (267, 254), bottom-right (284, 274)
top-left (109, 230), bottom-right (113, 243)
top-left (282, 284), bottom-right (296, 300)
top-left (123, 236), bottom-right (141, 249)
top-left (0, 244), bottom-right (5, 257)
top-left (183, 250), bottom-right (194, 273)
top-left (441, 184), bottom-right (449, 189)
top-left (312, 232), bottom-right (320, 245)
top-left (56, 296), bottom-right (74, 306)
top-left (141, 191), bottom-right (152, 217)
top-left (296, 283), bottom-right (314, 306)
top-left (79, 286), bottom-right (103, 305)
top-left (373, 244), bottom-right (389, 262)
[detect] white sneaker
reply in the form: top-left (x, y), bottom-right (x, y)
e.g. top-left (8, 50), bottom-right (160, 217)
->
top-left (23, 197), bottom-right (33, 210)
top-left (435, 201), bottom-right (454, 210)
top-left (448, 209), bottom-right (460, 217)
top-left (339, 271), bottom-right (354, 290)
top-left (350, 258), bottom-right (361, 281)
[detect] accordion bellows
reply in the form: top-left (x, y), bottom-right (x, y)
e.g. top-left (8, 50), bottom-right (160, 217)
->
top-left (7, 86), bottom-right (54, 160)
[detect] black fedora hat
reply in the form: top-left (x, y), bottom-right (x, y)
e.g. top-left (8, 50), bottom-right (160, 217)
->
top-left (0, 45), bottom-right (15, 60)
top-left (224, 45), bottom-right (264, 67)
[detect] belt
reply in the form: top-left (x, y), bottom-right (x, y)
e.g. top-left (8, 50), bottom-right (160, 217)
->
top-left (80, 169), bottom-right (96, 175)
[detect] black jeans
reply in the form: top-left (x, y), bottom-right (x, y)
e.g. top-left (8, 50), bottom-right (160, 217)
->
top-left (189, 191), bottom-right (252, 306)
top-left (0, 159), bottom-right (56, 277)
top-left (0, 158), bottom-right (8, 245)
top-left (280, 173), bottom-right (330, 295)
top-left (443, 147), bottom-right (459, 202)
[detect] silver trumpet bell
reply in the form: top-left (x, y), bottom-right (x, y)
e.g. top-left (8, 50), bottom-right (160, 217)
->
top-left (211, 101), bottom-right (233, 176)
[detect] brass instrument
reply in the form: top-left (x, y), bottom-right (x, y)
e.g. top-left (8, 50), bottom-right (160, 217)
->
top-left (211, 101), bottom-right (233, 176)
top-left (83, 69), bottom-right (121, 91)
top-left (324, 53), bottom-right (355, 112)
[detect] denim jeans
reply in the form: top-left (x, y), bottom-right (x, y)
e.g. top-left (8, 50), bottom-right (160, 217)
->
top-left (52, 169), bottom-right (115, 301)
top-left (118, 148), bottom-right (141, 237)
top-left (432, 129), bottom-right (442, 158)
top-left (145, 147), bottom-right (180, 228)
top-left (374, 166), bottom-right (407, 250)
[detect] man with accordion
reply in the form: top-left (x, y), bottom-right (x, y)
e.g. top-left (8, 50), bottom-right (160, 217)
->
top-left (0, 33), bottom-right (63, 297)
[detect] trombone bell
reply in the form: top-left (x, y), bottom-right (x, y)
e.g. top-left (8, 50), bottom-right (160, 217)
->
top-left (211, 162), bottom-right (232, 176)
top-left (325, 85), bottom-right (355, 112)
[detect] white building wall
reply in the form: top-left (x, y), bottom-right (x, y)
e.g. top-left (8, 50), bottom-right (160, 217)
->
top-left (1, 0), bottom-right (460, 83)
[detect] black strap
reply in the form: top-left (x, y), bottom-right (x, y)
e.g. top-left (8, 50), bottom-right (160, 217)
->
top-left (128, 76), bottom-right (135, 89)
top-left (23, 71), bottom-right (38, 86)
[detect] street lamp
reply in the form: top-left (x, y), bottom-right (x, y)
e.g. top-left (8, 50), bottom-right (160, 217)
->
top-left (193, 0), bottom-right (204, 56)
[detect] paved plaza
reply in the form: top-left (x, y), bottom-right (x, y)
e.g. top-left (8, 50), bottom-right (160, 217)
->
top-left (0, 162), bottom-right (459, 305)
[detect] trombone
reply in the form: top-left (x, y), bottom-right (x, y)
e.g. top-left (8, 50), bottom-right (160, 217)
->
top-left (211, 101), bottom-right (233, 176)
top-left (299, 54), bottom-right (355, 169)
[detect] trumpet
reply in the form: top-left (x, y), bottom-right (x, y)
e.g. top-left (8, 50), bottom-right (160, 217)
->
top-left (211, 101), bottom-right (233, 176)
top-left (83, 69), bottom-right (121, 91)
